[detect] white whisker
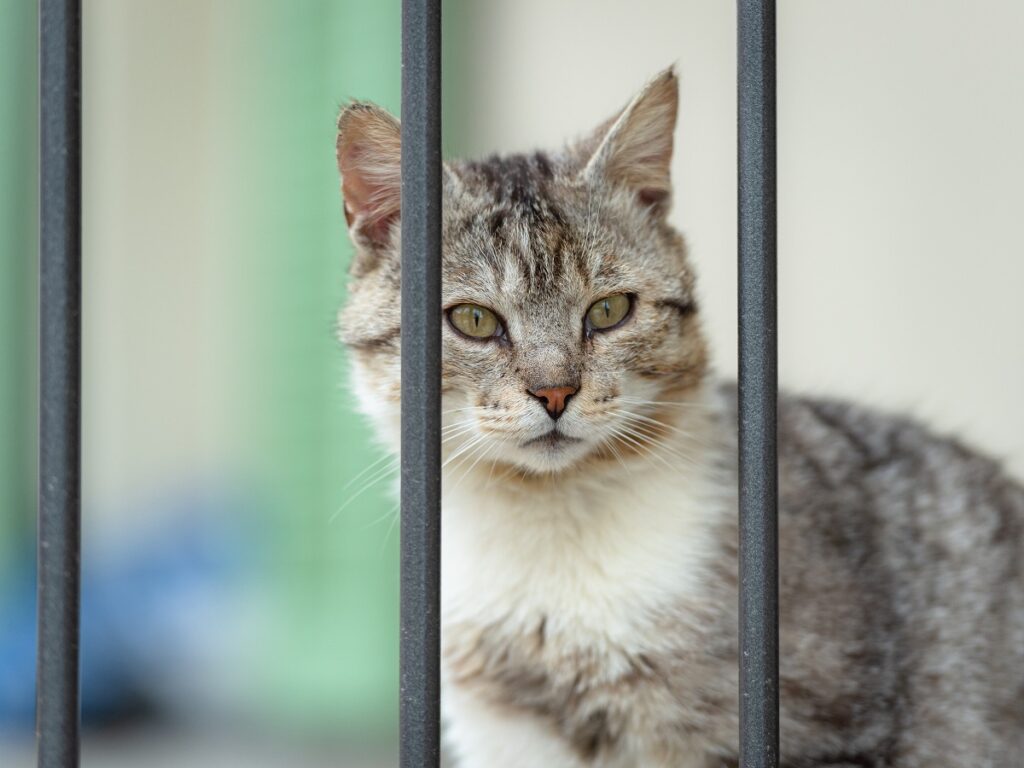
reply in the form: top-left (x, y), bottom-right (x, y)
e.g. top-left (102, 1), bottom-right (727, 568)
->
top-left (378, 502), bottom-right (401, 555)
top-left (618, 397), bottom-right (716, 411)
top-left (330, 460), bottom-right (400, 522)
top-left (443, 434), bottom-right (489, 470)
top-left (341, 452), bottom-right (397, 492)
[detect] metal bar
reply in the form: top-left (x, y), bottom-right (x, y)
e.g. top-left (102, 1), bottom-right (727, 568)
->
top-left (737, 0), bottom-right (778, 766)
top-left (37, 1), bottom-right (82, 767)
top-left (400, 0), bottom-right (442, 765)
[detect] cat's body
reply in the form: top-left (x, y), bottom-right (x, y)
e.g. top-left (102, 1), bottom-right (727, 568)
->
top-left (442, 383), bottom-right (1024, 768)
top-left (335, 71), bottom-right (1024, 767)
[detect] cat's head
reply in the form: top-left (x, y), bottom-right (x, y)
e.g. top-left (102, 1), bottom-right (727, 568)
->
top-left (336, 69), bottom-right (708, 476)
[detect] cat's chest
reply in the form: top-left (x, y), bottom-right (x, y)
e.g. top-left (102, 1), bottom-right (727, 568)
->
top-left (439, 468), bottom-right (735, 763)
top-left (440, 467), bottom-right (718, 637)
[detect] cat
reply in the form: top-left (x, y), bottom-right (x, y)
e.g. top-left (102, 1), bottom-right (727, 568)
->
top-left (334, 69), bottom-right (1024, 767)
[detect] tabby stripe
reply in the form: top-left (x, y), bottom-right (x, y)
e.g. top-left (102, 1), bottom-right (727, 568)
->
top-left (654, 298), bottom-right (698, 317)
top-left (347, 325), bottom-right (400, 351)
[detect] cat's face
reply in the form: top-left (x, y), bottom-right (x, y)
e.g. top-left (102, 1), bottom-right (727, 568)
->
top-left (337, 70), bottom-right (708, 475)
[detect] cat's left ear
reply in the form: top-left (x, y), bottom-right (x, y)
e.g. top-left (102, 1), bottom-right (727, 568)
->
top-left (579, 68), bottom-right (679, 212)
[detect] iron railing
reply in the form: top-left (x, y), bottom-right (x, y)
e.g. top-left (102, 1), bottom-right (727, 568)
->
top-left (400, 0), bottom-right (444, 765)
top-left (34, 1), bottom-right (779, 767)
top-left (37, 1), bottom-right (82, 767)
top-left (737, 2), bottom-right (779, 766)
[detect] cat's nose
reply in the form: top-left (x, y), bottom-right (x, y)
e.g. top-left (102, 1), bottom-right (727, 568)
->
top-left (528, 385), bottom-right (578, 420)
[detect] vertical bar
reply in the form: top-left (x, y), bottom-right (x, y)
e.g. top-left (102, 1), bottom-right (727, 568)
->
top-left (400, 0), bottom-right (442, 766)
top-left (37, 1), bottom-right (82, 767)
top-left (737, 1), bottom-right (778, 767)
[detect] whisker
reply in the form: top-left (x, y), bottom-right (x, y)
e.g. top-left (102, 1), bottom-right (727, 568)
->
top-left (442, 419), bottom-right (477, 435)
top-left (449, 439), bottom-right (499, 496)
top-left (617, 410), bottom-right (718, 451)
top-left (341, 452), bottom-right (397, 493)
top-left (442, 434), bottom-right (489, 470)
top-left (614, 417), bottom-right (696, 454)
top-left (330, 460), bottom-right (400, 522)
top-left (611, 421), bottom-right (701, 472)
top-left (606, 425), bottom-right (671, 469)
top-left (442, 425), bottom-right (478, 443)
top-left (442, 420), bottom-right (486, 444)
top-left (597, 432), bottom-right (632, 475)
top-left (442, 405), bottom-right (488, 415)
top-left (359, 500), bottom-right (401, 532)
top-left (483, 449), bottom-right (505, 492)
top-left (616, 401), bottom-right (720, 458)
top-left (605, 427), bottom-right (672, 475)
top-left (618, 397), bottom-right (716, 411)
top-left (379, 502), bottom-right (401, 555)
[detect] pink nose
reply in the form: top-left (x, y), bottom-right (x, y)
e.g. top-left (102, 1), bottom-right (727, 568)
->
top-left (528, 385), bottom-right (578, 419)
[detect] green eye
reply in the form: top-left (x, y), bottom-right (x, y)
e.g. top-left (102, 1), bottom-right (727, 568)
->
top-left (586, 294), bottom-right (632, 331)
top-left (449, 303), bottom-right (501, 339)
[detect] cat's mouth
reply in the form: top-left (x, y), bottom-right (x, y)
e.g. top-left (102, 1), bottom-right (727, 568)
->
top-left (521, 431), bottom-right (582, 449)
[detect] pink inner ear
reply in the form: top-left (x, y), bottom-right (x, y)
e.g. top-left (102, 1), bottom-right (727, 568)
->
top-left (365, 210), bottom-right (400, 245)
top-left (340, 152), bottom-right (378, 221)
top-left (338, 141), bottom-right (401, 246)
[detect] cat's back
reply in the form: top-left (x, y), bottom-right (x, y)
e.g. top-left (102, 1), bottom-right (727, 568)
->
top-left (714, 380), bottom-right (1024, 574)
top-left (720, 382), bottom-right (1024, 759)
top-left (772, 386), bottom-right (1024, 593)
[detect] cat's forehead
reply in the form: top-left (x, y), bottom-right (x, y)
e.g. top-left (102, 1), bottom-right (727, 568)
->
top-left (454, 151), bottom-right (567, 208)
top-left (443, 152), bottom-right (640, 301)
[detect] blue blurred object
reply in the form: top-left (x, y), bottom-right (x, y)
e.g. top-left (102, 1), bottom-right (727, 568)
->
top-left (0, 487), bottom-right (253, 730)
top-left (0, 556), bottom-right (36, 729)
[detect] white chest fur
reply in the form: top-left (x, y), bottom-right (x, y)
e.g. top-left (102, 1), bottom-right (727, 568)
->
top-left (441, 457), bottom-right (722, 642)
top-left (439, 443), bottom-right (730, 767)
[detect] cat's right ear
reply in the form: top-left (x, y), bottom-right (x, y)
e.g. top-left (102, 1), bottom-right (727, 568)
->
top-left (576, 68), bottom-right (679, 213)
top-left (336, 102), bottom-right (402, 264)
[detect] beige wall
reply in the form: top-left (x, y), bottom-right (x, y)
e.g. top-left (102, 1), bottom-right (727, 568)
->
top-left (80, 1), bottom-right (1024, 490)
top-left (457, 0), bottom-right (1024, 478)
top-left (84, 1), bottom-right (239, 511)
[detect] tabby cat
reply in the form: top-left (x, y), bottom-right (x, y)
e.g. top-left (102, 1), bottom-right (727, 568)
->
top-left (334, 69), bottom-right (1024, 767)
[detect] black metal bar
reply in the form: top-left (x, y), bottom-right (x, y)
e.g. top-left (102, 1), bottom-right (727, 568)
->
top-left (37, 1), bottom-right (82, 767)
top-left (400, 0), bottom-right (442, 765)
top-left (737, 0), bottom-right (778, 766)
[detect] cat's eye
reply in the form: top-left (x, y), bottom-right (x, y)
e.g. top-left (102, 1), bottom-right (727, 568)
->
top-left (448, 303), bottom-right (503, 340)
top-left (586, 294), bottom-right (632, 332)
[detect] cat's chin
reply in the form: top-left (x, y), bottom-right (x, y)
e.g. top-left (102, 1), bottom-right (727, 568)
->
top-left (505, 434), bottom-right (596, 475)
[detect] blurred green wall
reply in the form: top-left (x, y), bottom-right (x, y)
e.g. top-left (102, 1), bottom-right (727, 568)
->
top-left (221, 0), bottom-right (403, 734)
top-left (0, 0), bottom-right (37, 573)
top-left (217, 0), bottom-right (470, 736)
top-left (0, 0), bottom-right (470, 742)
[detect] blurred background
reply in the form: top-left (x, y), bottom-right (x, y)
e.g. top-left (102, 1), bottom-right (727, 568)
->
top-left (1, 0), bottom-right (1022, 765)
